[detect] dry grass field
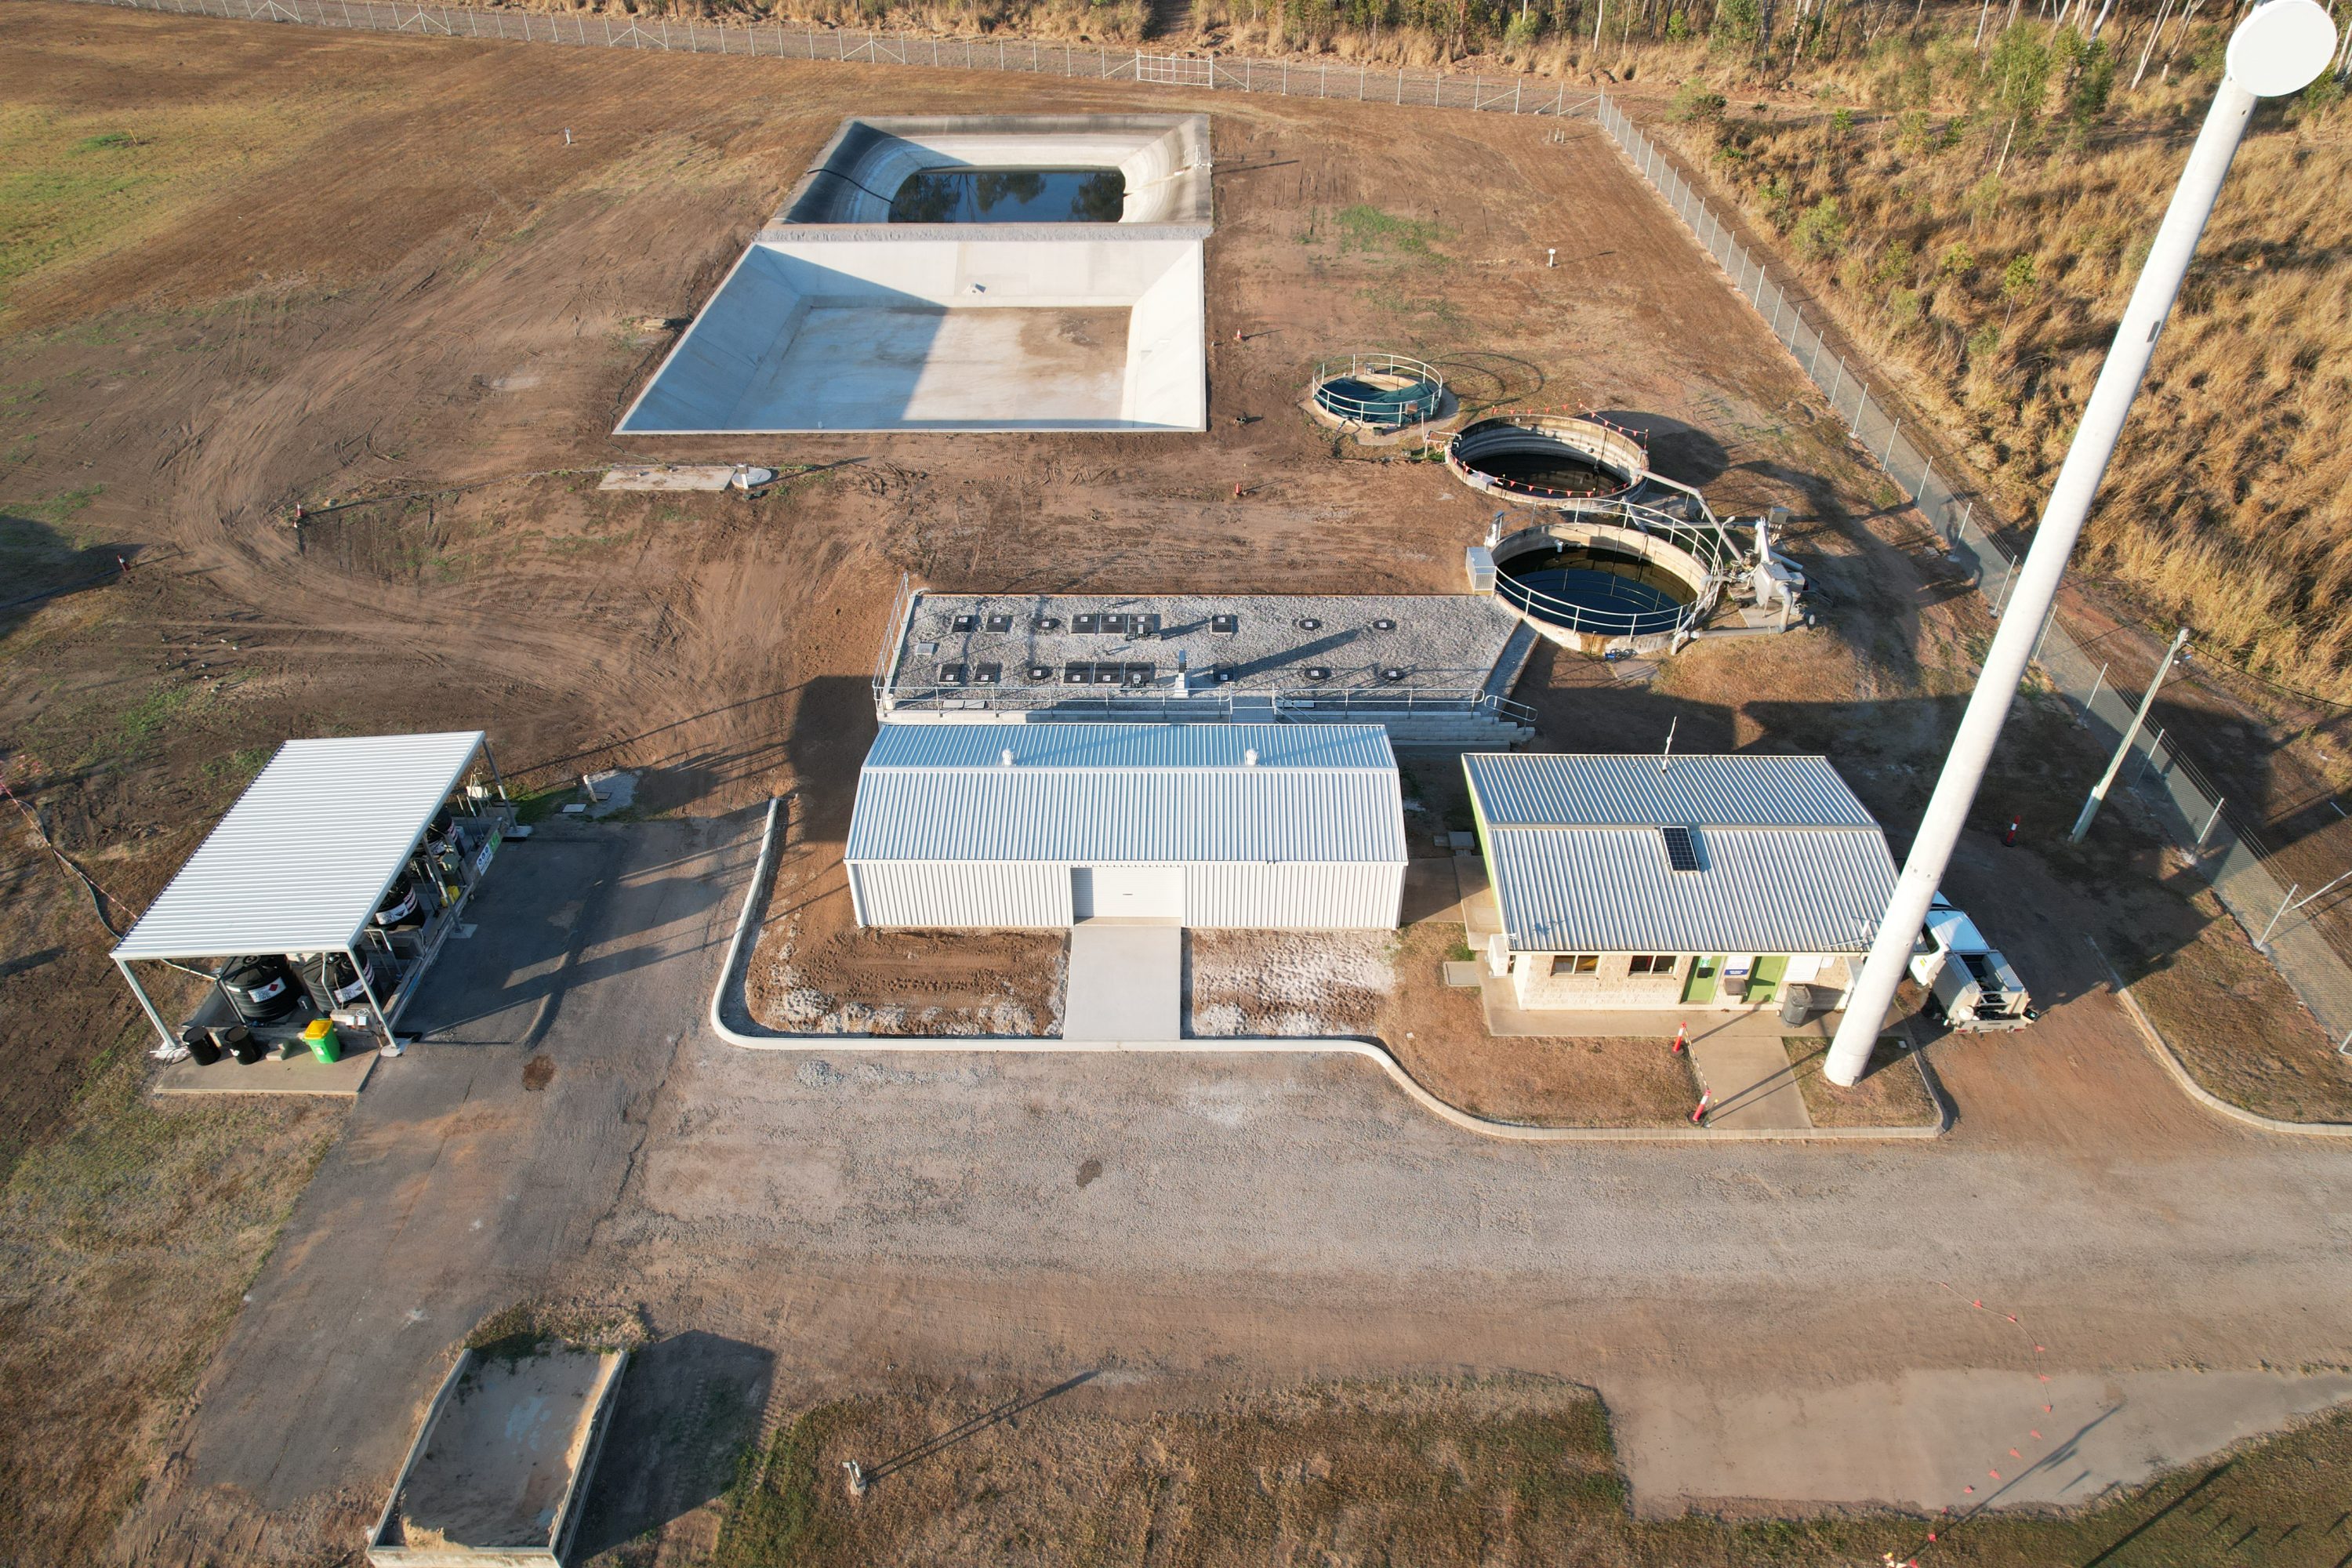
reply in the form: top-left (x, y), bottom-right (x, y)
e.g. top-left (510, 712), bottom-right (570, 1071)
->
top-left (2, 3), bottom-right (2349, 1559)
top-left (706, 1375), bottom-right (2352, 1568)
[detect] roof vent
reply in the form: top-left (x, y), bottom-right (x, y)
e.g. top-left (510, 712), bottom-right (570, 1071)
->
top-left (1000, 748), bottom-right (1014, 768)
top-left (1243, 749), bottom-right (1259, 767)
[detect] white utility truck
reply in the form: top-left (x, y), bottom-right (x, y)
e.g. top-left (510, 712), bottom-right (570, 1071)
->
top-left (1910, 894), bottom-right (2036, 1031)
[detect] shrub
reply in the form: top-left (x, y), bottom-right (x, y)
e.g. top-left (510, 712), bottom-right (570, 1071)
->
top-left (1794, 196), bottom-right (1847, 260)
top-left (1671, 78), bottom-right (1728, 123)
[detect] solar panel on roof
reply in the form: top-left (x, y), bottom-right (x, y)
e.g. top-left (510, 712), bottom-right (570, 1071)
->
top-left (1660, 824), bottom-right (1700, 872)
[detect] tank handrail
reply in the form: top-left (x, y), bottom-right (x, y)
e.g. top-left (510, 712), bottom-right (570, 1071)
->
top-left (1493, 503), bottom-right (1738, 570)
top-left (1310, 351), bottom-right (1446, 429)
top-left (1493, 570), bottom-right (1700, 640)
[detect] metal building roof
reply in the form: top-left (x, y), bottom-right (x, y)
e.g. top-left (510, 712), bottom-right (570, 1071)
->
top-left (112, 732), bottom-right (486, 962)
top-left (1465, 751), bottom-right (1896, 953)
top-left (864, 721), bottom-right (1398, 772)
top-left (847, 723), bottom-right (1405, 864)
top-left (1484, 824), bottom-right (1898, 954)
top-left (1463, 752), bottom-right (1878, 829)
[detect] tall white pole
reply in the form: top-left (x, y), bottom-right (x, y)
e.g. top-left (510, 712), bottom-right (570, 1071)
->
top-left (2069, 626), bottom-right (2188, 840)
top-left (1823, 0), bottom-right (2338, 1087)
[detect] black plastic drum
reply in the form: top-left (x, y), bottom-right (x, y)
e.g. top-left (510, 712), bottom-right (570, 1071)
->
top-left (374, 880), bottom-right (427, 930)
top-left (180, 1023), bottom-right (222, 1066)
top-left (220, 955), bottom-right (303, 1025)
top-left (299, 949), bottom-right (397, 1012)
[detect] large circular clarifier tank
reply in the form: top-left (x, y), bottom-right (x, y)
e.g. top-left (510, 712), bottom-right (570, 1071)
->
top-left (1501, 540), bottom-right (1694, 630)
top-left (1490, 514), bottom-right (1714, 649)
top-left (1447, 414), bottom-right (1646, 508)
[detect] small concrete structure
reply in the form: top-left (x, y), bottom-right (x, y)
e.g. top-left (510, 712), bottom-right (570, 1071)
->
top-left (844, 722), bottom-right (1407, 930)
top-left (368, 1344), bottom-right (627, 1566)
top-left (873, 586), bottom-right (1538, 746)
top-left (1461, 752), bottom-right (1898, 1014)
top-left (619, 114), bottom-right (1209, 434)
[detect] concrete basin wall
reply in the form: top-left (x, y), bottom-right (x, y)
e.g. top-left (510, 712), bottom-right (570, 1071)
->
top-left (618, 237), bottom-right (1206, 432)
top-left (779, 114), bottom-right (1212, 227)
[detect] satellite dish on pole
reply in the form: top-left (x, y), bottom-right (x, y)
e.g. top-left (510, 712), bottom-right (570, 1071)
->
top-left (2224, 0), bottom-right (2336, 98)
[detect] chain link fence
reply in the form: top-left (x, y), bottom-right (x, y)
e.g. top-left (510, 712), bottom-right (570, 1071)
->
top-left (64, 0), bottom-right (2352, 1044)
top-left (65, 0), bottom-right (1605, 116)
top-left (1599, 99), bottom-right (2352, 1047)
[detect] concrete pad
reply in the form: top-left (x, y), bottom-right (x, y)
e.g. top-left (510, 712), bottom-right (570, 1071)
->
top-left (1685, 1029), bottom-right (1811, 1129)
top-left (154, 1048), bottom-right (376, 1098)
top-left (1065, 922), bottom-right (1181, 1041)
top-left (1442, 960), bottom-right (1483, 988)
top-left (597, 466), bottom-right (738, 492)
top-left (1611, 1368), bottom-right (2352, 1515)
top-left (1403, 858), bottom-right (1461, 924)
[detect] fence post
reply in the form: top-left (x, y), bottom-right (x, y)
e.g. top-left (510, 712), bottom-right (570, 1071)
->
top-left (1828, 355), bottom-right (1844, 406)
top-left (2131, 727), bottom-right (2165, 787)
top-left (1882, 419), bottom-right (1899, 465)
top-left (2082, 661), bottom-right (2108, 719)
top-left (1992, 556), bottom-right (2019, 616)
top-left (2196, 795), bottom-right (2225, 849)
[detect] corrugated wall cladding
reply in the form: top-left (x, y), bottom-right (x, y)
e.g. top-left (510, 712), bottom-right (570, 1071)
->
top-left (866, 721), bottom-right (1396, 772)
top-left (1465, 753), bottom-right (1878, 829)
top-left (849, 860), bottom-right (1073, 928)
top-left (1489, 825), bottom-right (1897, 953)
top-left (1181, 861), bottom-right (1403, 930)
top-left (847, 768), bottom-right (1406, 863)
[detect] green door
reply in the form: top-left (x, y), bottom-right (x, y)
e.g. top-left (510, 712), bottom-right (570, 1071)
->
top-left (1682, 956), bottom-right (1722, 1004)
top-left (1747, 955), bottom-right (1789, 1004)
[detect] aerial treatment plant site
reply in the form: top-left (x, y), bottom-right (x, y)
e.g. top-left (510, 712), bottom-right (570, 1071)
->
top-left (5, 1), bottom-right (2352, 1563)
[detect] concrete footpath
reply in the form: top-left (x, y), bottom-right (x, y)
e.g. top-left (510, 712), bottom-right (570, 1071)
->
top-left (1064, 922), bottom-right (1181, 1041)
top-left (1686, 1030), bottom-right (1812, 1130)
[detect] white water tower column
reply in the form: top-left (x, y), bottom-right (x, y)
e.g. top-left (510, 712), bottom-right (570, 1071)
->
top-left (1823, 0), bottom-right (2339, 1087)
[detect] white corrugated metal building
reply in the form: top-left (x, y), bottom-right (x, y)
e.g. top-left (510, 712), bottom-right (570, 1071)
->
top-left (1462, 752), bottom-right (1898, 1011)
top-left (845, 723), bottom-right (1406, 929)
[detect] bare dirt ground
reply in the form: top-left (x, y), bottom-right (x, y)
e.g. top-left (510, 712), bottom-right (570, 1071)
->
top-left (1, 5), bottom-right (2347, 1560)
top-left (1784, 1033), bottom-right (1938, 1128)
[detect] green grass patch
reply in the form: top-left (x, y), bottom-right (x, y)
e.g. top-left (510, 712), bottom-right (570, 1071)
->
top-left (1335, 204), bottom-right (1450, 260)
top-left (0, 96), bottom-right (320, 311)
top-left (114, 684), bottom-right (191, 751)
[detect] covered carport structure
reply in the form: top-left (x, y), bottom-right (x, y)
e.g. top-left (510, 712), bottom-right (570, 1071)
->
top-left (111, 731), bottom-right (509, 1057)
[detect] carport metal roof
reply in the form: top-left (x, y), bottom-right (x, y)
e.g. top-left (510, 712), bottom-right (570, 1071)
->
top-left (111, 731), bottom-right (486, 962)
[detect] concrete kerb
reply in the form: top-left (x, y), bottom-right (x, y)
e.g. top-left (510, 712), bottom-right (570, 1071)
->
top-left (2086, 935), bottom-right (2352, 1139)
top-left (706, 798), bottom-right (1951, 1143)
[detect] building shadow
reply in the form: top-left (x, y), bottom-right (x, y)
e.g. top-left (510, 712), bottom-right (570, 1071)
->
top-left (1592, 408), bottom-right (1730, 489)
top-left (568, 1330), bottom-right (775, 1562)
top-left (0, 517), bottom-right (143, 644)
